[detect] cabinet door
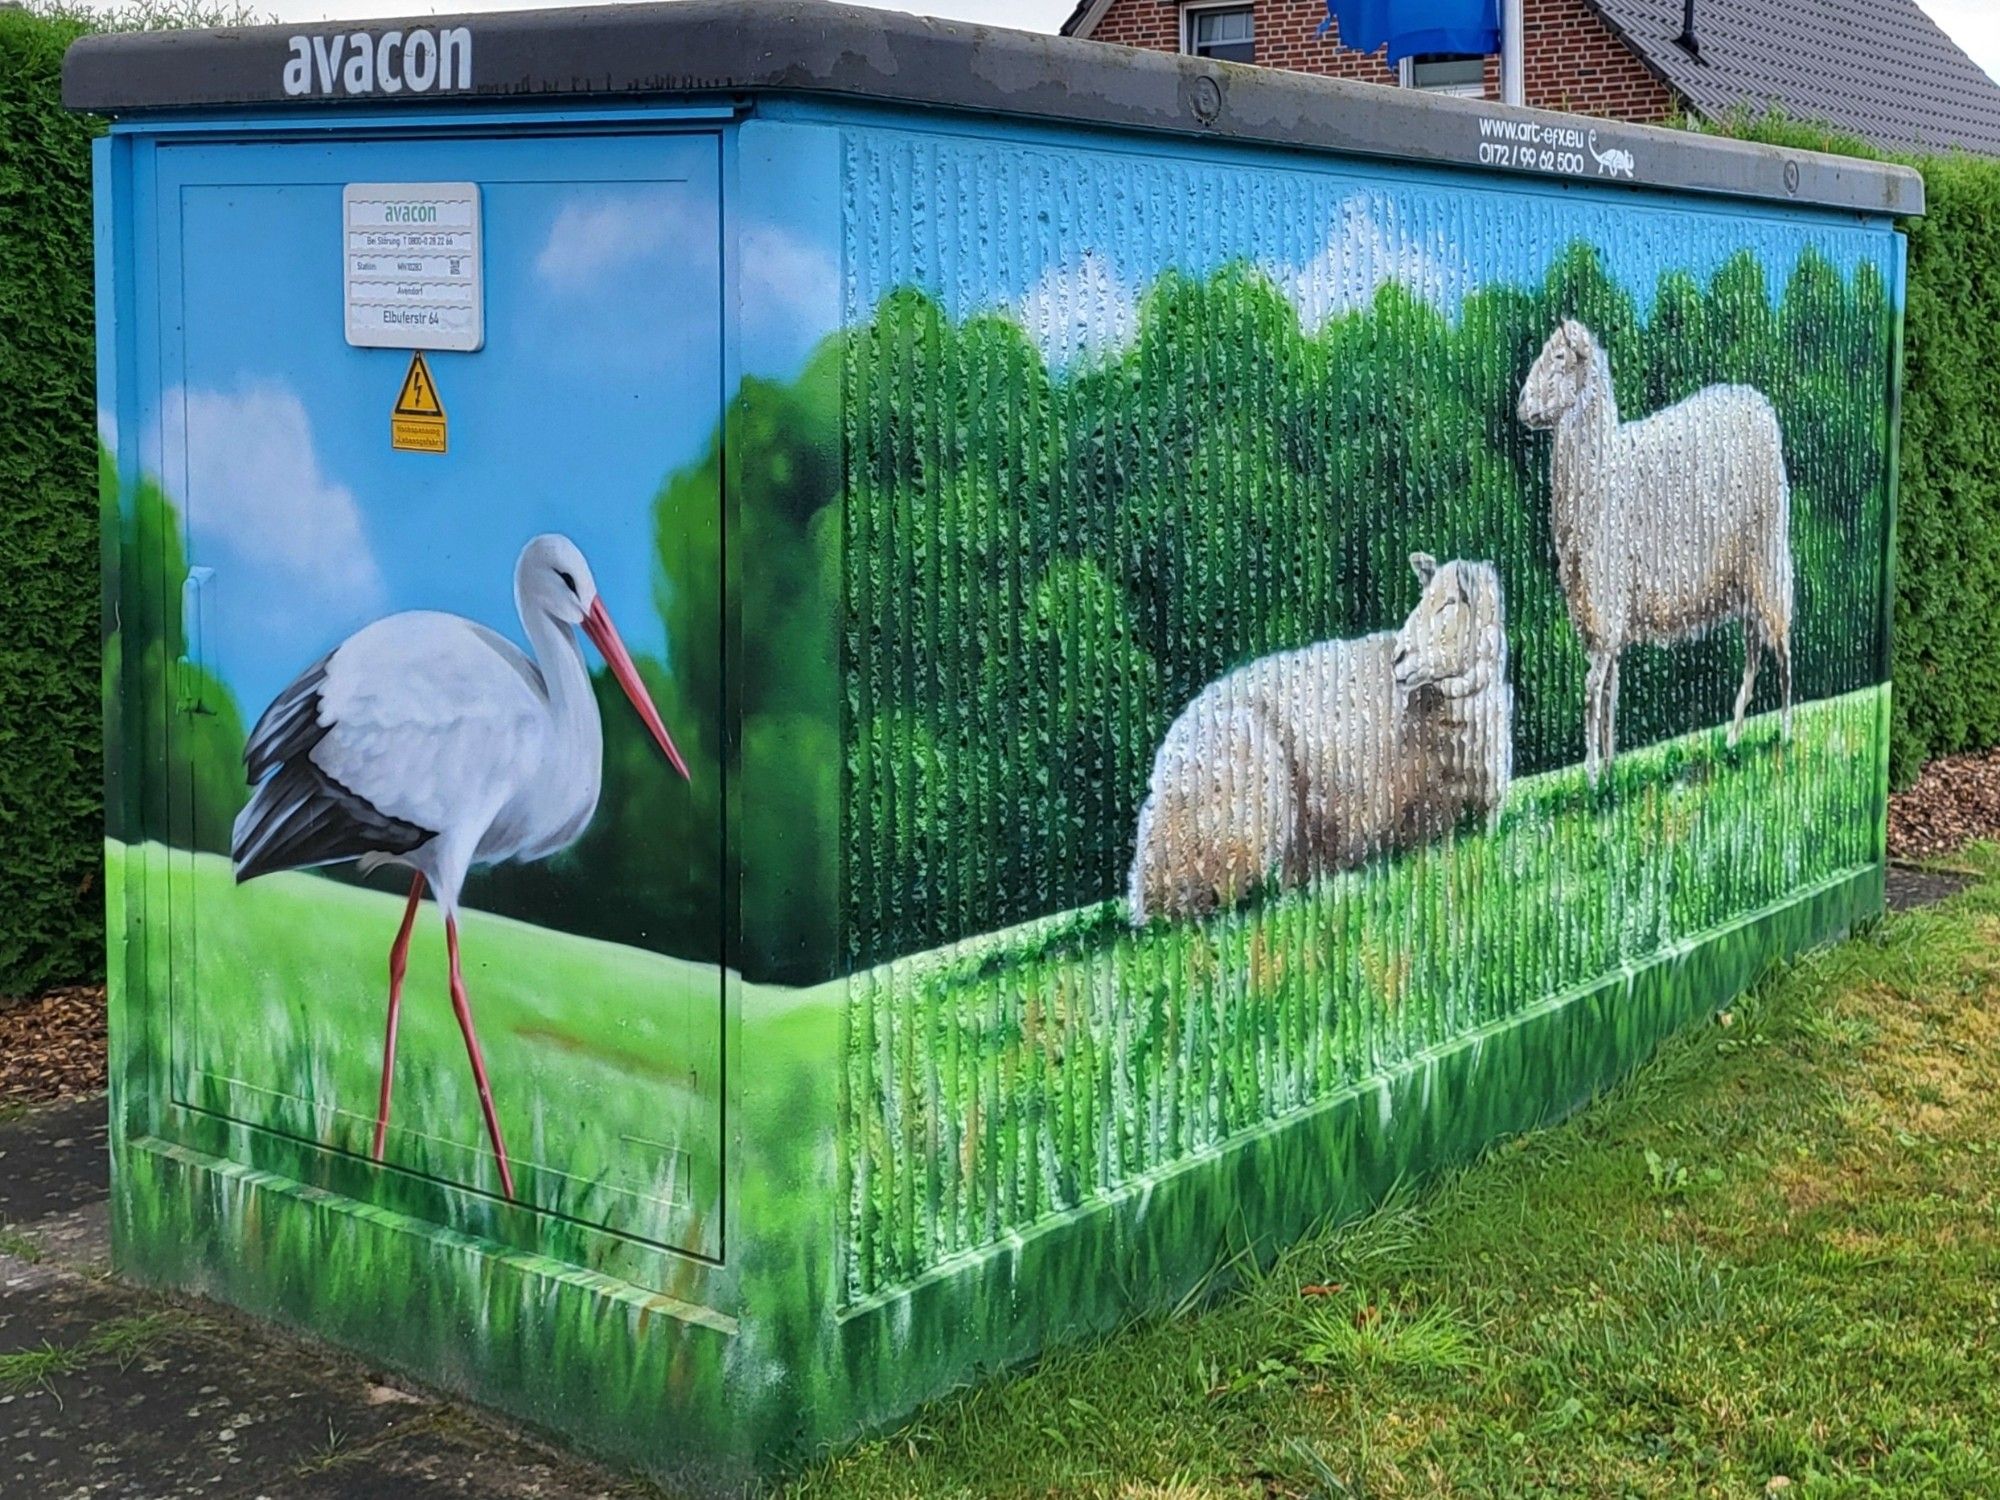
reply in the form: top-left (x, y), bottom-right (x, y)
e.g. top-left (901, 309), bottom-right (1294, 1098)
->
top-left (152, 132), bottom-right (725, 1260)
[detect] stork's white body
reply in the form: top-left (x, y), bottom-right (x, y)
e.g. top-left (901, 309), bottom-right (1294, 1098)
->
top-left (315, 607), bottom-right (605, 913)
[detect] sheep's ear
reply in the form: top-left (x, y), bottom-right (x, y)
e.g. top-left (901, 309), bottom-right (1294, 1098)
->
top-left (1410, 552), bottom-right (1438, 584)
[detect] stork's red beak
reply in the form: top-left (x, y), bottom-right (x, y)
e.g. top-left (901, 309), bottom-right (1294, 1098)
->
top-left (582, 598), bottom-right (691, 782)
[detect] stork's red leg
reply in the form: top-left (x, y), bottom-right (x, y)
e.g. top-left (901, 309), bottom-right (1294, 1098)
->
top-left (372, 872), bottom-right (426, 1160)
top-left (445, 915), bottom-right (516, 1201)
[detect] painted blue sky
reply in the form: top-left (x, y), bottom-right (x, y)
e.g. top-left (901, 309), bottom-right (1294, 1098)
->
top-left (148, 145), bottom-right (831, 721)
top-left (845, 142), bottom-right (1897, 373)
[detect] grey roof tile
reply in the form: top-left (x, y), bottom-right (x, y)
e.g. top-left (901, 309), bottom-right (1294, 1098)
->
top-left (1589, 0), bottom-right (2000, 153)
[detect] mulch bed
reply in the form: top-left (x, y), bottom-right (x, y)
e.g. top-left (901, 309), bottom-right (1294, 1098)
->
top-left (0, 985), bottom-right (108, 1104)
top-left (1887, 743), bottom-right (2000, 861)
top-left (0, 756), bottom-right (1989, 1104)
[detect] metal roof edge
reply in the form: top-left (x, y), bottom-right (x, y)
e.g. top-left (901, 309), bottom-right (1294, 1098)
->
top-left (1060, 0), bottom-right (1113, 40)
top-left (61, 0), bottom-right (1923, 217)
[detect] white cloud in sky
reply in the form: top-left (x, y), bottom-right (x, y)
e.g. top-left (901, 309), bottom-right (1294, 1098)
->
top-left (534, 190), bottom-right (681, 293)
top-left (1283, 196), bottom-right (1476, 333)
top-left (97, 408), bottom-right (117, 453)
top-left (164, 381), bottom-right (384, 619)
top-left (1015, 197), bottom-right (1474, 370)
top-left (1919, 0), bottom-right (2000, 84)
top-left (1016, 250), bottom-right (1139, 369)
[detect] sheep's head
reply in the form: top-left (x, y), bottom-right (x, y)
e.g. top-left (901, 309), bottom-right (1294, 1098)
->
top-left (1517, 319), bottom-right (1598, 429)
top-left (1394, 554), bottom-right (1507, 699)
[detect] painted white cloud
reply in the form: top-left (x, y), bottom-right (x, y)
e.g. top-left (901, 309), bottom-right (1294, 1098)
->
top-left (739, 223), bottom-right (842, 356)
top-left (534, 191), bottom-right (678, 293)
top-left (165, 381), bottom-right (384, 619)
top-left (1016, 251), bottom-right (1140, 370)
top-left (97, 408), bottom-right (117, 454)
top-left (1284, 196), bottom-right (1477, 333)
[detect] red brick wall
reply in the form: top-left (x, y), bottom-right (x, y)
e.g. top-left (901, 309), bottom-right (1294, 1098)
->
top-left (1075, 0), bottom-right (1675, 122)
top-left (1521, 0), bottom-right (1674, 119)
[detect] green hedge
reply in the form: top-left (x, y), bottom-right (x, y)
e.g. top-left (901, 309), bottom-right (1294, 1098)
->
top-left (1893, 155), bottom-right (2000, 784)
top-left (1711, 114), bottom-right (2000, 785)
top-left (0, 6), bottom-right (103, 998)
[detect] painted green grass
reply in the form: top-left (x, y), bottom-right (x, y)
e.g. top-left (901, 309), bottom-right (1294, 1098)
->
top-left (122, 840), bottom-right (726, 1263)
top-left (800, 847), bottom-right (2000, 1498)
top-left (846, 690), bottom-right (1887, 1297)
top-left (111, 936), bottom-right (847, 1486)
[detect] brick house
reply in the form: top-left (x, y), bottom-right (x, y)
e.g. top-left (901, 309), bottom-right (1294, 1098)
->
top-left (1060, 0), bottom-right (2000, 153)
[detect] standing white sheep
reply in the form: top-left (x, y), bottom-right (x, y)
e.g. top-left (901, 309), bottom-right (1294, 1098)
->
top-left (1518, 319), bottom-right (1793, 783)
top-left (1128, 555), bottom-right (1512, 926)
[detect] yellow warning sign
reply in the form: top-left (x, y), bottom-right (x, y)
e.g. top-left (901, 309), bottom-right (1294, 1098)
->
top-left (390, 351), bottom-right (447, 453)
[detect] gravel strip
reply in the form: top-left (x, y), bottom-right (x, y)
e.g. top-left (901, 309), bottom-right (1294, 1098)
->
top-left (0, 986), bottom-right (106, 1104)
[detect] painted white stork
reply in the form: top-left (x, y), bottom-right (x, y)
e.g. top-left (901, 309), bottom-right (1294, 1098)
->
top-left (229, 533), bottom-right (690, 1201)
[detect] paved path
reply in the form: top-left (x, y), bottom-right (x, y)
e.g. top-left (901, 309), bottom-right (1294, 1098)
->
top-left (0, 1097), bottom-right (658, 1499)
top-left (1885, 862), bottom-right (1973, 913)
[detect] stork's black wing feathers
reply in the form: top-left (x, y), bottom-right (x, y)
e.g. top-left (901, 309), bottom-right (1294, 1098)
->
top-left (243, 650), bottom-right (333, 784)
top-left (232, 759), bottom-right (435, 883)
top-left (231, 654), bottom-right (437, 883)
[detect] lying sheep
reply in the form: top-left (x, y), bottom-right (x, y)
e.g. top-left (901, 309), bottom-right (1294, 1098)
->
top-left (1518, 319), bottom-right (1793, 783)
top-left (1128, 554), bottom-right (1513, 926)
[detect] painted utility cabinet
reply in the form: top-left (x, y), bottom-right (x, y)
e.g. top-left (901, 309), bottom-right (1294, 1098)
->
top-left (69, 2), bottom-right (1922, 1489)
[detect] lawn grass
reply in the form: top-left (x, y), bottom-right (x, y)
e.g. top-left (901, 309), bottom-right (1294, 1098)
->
top-left (0, 1311), bottom-right (205, 1400)
top-left (799, 844), bottom-right (2000, 1497)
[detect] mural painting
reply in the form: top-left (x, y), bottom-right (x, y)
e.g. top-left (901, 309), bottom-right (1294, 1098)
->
top-left (102, 121), bottom-right (1900, 1474)
top-left (832, 142), bottom-right (1890, 1300)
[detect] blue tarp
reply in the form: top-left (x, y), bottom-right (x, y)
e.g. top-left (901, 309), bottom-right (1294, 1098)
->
top-left (1321, 0), bottom-right (1500, 64)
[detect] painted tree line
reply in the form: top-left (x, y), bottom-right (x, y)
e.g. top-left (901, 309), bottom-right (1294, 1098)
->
top-left (832, 242), bottom-right (1892, 968)
top-left (119, 242), bottom-right (1891, 981)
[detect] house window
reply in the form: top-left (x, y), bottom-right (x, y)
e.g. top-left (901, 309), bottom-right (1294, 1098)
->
top-left (1184, 4), bottom-right (1254, 65)
top-left (1401, 54), bottom-right (1487, 97)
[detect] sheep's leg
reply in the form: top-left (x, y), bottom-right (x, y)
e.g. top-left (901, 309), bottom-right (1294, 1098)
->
top-left (1784, 636), bottom-right (1800, 744)
top-left (1603, 656), bottom-right (1621, 773)
top-left (1775, 630), bottom-right (1793, 740)
top-left (1581, 668), bottom-right (1598, 786)
top-left (1730, 621), bottom-right (1762, 748)
top-left (1583, 652), bottom-right (1611, 787)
